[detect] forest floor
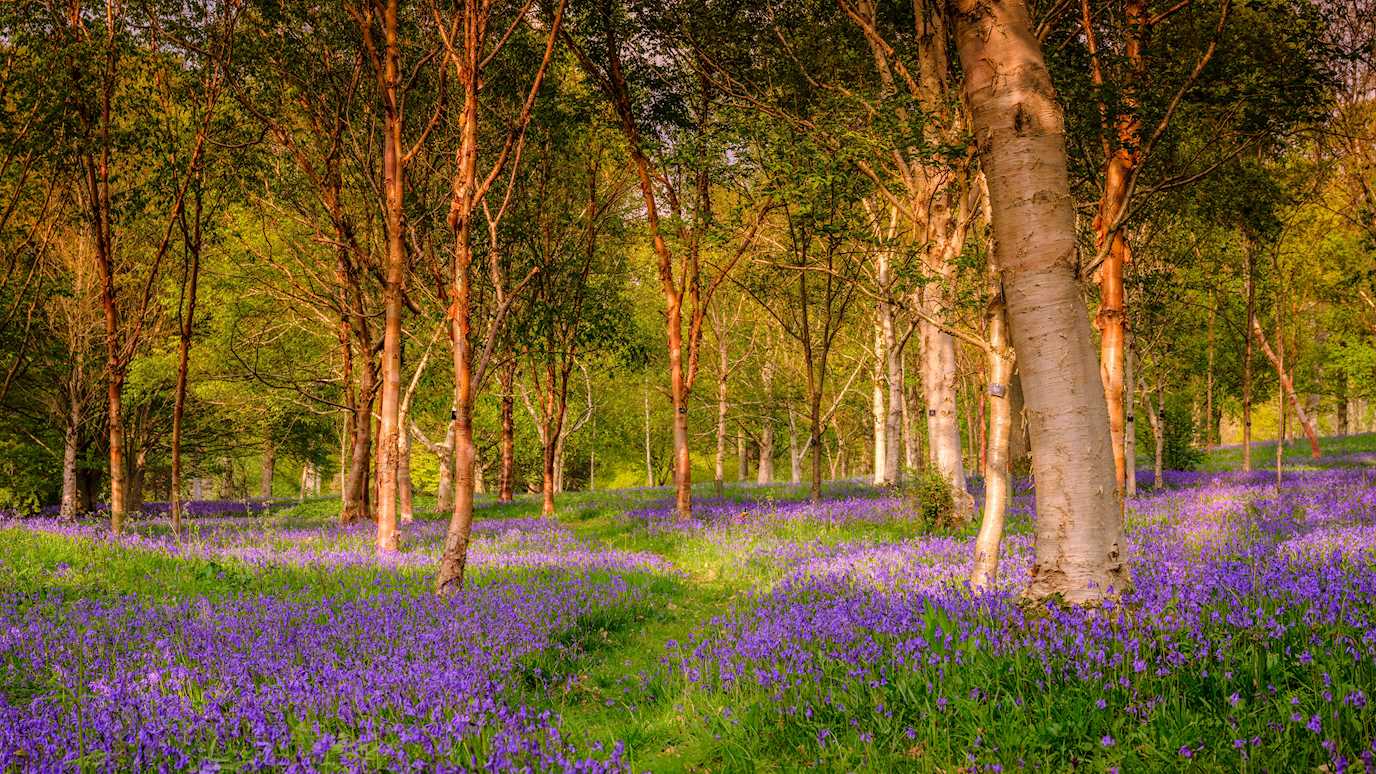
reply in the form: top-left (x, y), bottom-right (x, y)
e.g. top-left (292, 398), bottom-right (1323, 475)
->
top-left (4, 435), bottom-right (1376, 771)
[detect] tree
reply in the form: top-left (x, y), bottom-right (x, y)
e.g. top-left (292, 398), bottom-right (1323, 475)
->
top-left (566, 0), bottom-right (769, 519)
top-left (952, 0), bottom-right (1129, 603)
top-left (432, 0), bottom-right (566, 596)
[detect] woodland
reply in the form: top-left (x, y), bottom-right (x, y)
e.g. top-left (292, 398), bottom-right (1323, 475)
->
top-left (1, 0), bottom-right (1375, 769)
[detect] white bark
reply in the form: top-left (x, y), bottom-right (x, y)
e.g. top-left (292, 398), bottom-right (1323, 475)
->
top-left (919, 315), bottom-right (975, 519)
top-left (872, 316), bottom-right (887, 484)
top-left (954, 0), bottom-right (1129, 603)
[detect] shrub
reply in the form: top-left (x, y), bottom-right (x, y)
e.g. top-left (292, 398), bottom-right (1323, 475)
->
top-left (896, 467), bottom-right (956, 529)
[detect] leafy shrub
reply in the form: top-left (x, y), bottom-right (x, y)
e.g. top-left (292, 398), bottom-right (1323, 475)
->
top-left (896, 467), bottom-right (956, 529)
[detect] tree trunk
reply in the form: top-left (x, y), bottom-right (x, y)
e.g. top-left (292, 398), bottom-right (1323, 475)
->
top-left (643, 382), bottom-right (654, 487)
top-left (1337, 377), bottom-right (1349, 436)
top-left (434, 72), bottom-right (481, 596)
top-left (809, 395), bottom-right (824, 502)
top-left (1096, 225), bottom-right (1130, 493)
top-left (872, 311), bottom-right (888, 484)
top-left (1275, 332), bottom-right (1286, 488)
top-left (883, 305), bottom-right (904, 484)
top-left (977, 388), bottom-right (988, 471)
top-left (170, 228), bottom-right (200, 535)
top-left (499, 360), bottom-right (516, 502)
top-left (788, 409), bottom-right (803, 485)
top-left (542, 432), bottom-right (557, 515)
top-left (101, 320), bottom-right (127, 532)
top-left (1008, 371), bottom-right (1030, 467)
top-left (833, 415), bottom-right (849, 478)
top-left (918, 316), bottom-right (974, 520)
top-left (60, 407), bottom-right (80, 520)
top-left (398, 419), bottom-right (414, 522)
top-left (1123, 329), bottom-right (1136, 497)
top-left (554, 434), bottom-right (567, 493)
top-left (972, 277), bottom-right (1013, 589)
top-left (1205, 290), bottom-right (1215, 447)
top-left (1250, 315), bottom-right (1321, 459)
top-left (1085, 0), bottom-right (1144, 495)
top-left (902, 363), bottom-right (918, 469)
top-left (436, 420), bottom-right (456, 512)
top-left (1242, 246), bottom-right (1255, 471)
top-left (1142, 378), bottom-right (1164, 490)
top-left (669, 333), bottom-right (693, 517)
top-left (757, 421), bottom-right (775, 484)
top-left (372, 0), bottom-right (407, 555)
top-left (736, 433), bottom-right (749, 481)
top-left (260, 443), bottom-right (275, 499)
top-left (342, 362), bottom-right (375, 523)
top-left (758, 359), bottom-right (775, 483)
top-left (127, 449), bottom-right (146, 515)
top-left (954, 0), bottom-right (1129, 603)
top-left (714, 322), bottom-right (730, 495)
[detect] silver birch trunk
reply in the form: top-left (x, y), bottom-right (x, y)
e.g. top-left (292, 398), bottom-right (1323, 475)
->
top-left (953, 0), bottom-right (1129, 603)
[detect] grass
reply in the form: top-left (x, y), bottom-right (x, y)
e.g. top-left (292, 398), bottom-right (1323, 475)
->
top-left (1196, 431), bottom-right (1376, 471)
top-left (5, 432), bottom-right (1376, 770)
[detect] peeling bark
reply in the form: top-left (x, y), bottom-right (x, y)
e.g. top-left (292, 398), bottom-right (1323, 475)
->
top-left (953, 0), bottom-right (1129, 603)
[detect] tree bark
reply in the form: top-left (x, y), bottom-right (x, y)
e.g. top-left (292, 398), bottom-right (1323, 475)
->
top-left (299, 462), bottom-right (311, 502)
top-left (1250, 315), bottom-right (1321, 459)
top-left (1080, 0), bottom-right (1148, 493)
top-left (809, 397), bottom-right (824, 502)
top-left (1205, 290), bottom-right (1215, 447)
top-left (60, 406), bottom-right (81, 520)
top-left (1142, 377), bottom-right (1164, 489)
top-left (1123, 328), bottom-right (1136, 497)
top-left (437, 420), bottom-right (456, 512)
top-left (1008, 371), bottom-right (1030, 466)
top-left (643, 382), bottom-right (654, 487)
top-left (398, 419), bottom-right (414, 522)
top-left (127, 448), bottom-right (146, 515)
top-left (260, 443), bottom-right (275, 499)
top-left (872, 309), bottom-right (888, 484)
top-left (434, 0), bottom-right (563, 595)
top-left (883, 306), bottom-right (904, 484)
top-left (372, 0), bottom-right (407, 555)
top-left (435, 67), bottom-right (481, 596)
top-left (497, 360), bottom-right (516, 502)
top-left (757, 422), bottom-right (775, 484)
top-left (1275, 322), bottom-right (1286, 488)
top-left (736, 432), bottom-right (749, 481)
top-left (758, 359), bottom-right (775, 483)
top-left (1242, 245), bottom-right (1255, 471)
top-left (91, 188), bottom-right (126, 532)
top-left (537, 352), bottom-right (571, 515)
top-left (919, 316), bottom-right (974, 519)
top-left (788, 409), bottom-right (804, 485)
top-left (170, 192), bottom-right (202, 536)
top-left (972, 277), bottom-right (1013, 589)
top-left (903, 362), bottom-right (919, 469)
top-left (1337, 376), bottom-right (1349, 435)
top-left (714, 317), bottom-right (730, 495)
top-left (342, 360), bottom-right (376, 523)
top-left (953, 0), bottom-right (1129, 603)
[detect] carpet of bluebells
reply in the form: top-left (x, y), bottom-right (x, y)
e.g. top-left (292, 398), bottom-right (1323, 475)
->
top-left (3, 444), bottom-right (1376, 771)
